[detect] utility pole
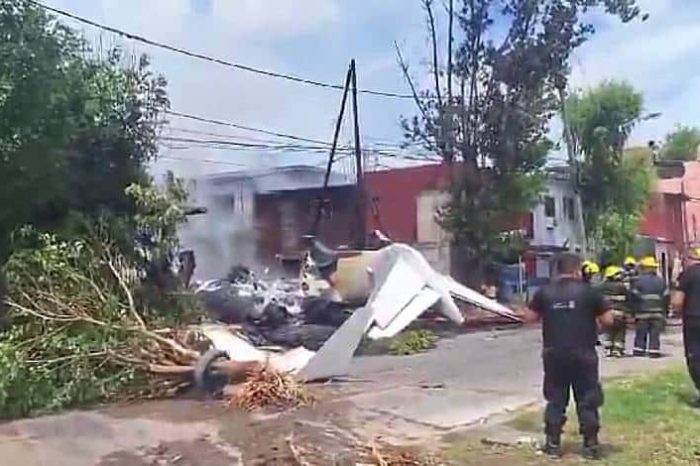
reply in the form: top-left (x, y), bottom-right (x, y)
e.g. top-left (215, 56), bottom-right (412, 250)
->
top-left (311, 62), bottom-right (353, 235)
top-left (350, 59), bottom-right (367, 249)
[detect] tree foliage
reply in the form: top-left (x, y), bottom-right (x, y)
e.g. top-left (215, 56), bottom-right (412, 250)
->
top-left (0, 3), bottom-right (198, 418)
top-left (661, 125), bottom-right (700, 161)
top-left (0, 183), bottom-right (194, 419)
top-left (566, 81), bottom-right (654, 261)
top-left (0, 0), bottom-right (169, 263)
top-left (402, 0), bottom-right (640, 279)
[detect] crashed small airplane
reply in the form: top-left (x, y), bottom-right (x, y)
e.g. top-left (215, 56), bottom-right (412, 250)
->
top-left (297, 241), bottom-right (520, 380)
top-left (199, 241), bottom-right (521, 386)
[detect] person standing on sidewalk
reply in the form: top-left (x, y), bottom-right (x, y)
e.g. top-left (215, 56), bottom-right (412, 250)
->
top-left (630, 256), bottom-right (669, 358)
top-left (672, 248), bottom-right (700, 406)
top-left (518, 253), bottom-right (614, 460)
top-left (600, 266), bottom-right (630, 358)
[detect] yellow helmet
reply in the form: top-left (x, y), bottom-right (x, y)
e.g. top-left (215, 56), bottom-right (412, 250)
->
top-left (582, 261), bottom-right (600, 275)
top-left (624, 256), bottom-right (637, 266)
top-left (604, 265), bottom-right (623, 280)
top-left (640, 256), bottom-right (659, 268)
top-left (688, 248), bottom-right (700, 261)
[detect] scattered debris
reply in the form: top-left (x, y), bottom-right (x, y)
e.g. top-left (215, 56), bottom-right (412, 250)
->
top-left (388, 330), bottom-right (438, 356)
top-left (357, 441), bottom-right (443, 466)
top-left (187, 242), bottom-right (524, 391)
top-left (231, 366), bottom-right (313, 411)
top-left (284, 435), bottom-right (443, 466)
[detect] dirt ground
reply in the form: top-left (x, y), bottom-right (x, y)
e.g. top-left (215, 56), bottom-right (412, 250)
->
top-left (91, 392), bottom-right (433, 466)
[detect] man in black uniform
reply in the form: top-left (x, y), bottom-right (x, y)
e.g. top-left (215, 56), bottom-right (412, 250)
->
top-left (520, 253), bottom-right (614, 460)
top-left (630, 256), bottom-right (669, 358)
top-left (672, 248), bottom-right (700, 406)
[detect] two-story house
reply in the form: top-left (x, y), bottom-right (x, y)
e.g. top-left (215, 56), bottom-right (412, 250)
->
top-left (525, 166), bottom-right (586, 280)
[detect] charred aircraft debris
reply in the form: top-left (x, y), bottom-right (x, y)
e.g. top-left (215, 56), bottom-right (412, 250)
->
top-left (191, 238), bottom-right (521, 392)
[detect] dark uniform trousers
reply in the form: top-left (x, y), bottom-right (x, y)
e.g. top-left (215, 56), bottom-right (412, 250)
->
top-left (543, 348), bottom-right (603, 435)
top-left (631, 275), bottom-right (668, 357)
top-left (634, 317), bottom-right (663, 355)
top-left (608, 316), bottom-right (627, 352)
top-left (684, 317), bottom-right (700, 392)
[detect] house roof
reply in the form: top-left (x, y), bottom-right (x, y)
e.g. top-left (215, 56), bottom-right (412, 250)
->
top-left (654, 161), bottom-right (700, 196)
top-left (198, 165), bottom-right (355, 194)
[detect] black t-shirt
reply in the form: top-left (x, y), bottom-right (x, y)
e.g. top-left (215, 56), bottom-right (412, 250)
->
top-left (529, 278), bottom-right (610, 350)
top-left (679, 263), bottom-right (700, 318)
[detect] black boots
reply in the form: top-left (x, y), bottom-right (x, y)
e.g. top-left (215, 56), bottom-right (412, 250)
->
top-left (542, 424), bottom-right (563, 457)
top-left (544, 424), bottom-right (603, 459)
top-left (582, 429), bottom-right (602, 460)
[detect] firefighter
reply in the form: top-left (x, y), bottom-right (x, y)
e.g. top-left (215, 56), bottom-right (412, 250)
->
top-left (623, 256), bottom-right (639, 288)
top-left (631, 256), bottom-right (669, 358)
top-left (518, 253), bottom-right (614, 460)
top-left (582, 261), bottom-right (600, 284)
top-left (600, 266), bottom-right (630, 358)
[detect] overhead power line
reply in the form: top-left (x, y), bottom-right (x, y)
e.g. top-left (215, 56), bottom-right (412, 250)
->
top-left (166, 110), bottom-right (330, 146)
top-left (159, 154), bottom-right (245, 167)
top-left (28, 0), bottom-right (415, 99)
top-left (161, 134), bottom-right (439, 162)
top-left (167, 110), bottom-right (425, 151)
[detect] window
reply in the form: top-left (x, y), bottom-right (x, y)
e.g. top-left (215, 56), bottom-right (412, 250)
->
top-left (563, 197), bottom-right (575, 221)
top-left (544, 196), bottom-right (556, 218)
top-left (310, 199), bottom-right (333, 220)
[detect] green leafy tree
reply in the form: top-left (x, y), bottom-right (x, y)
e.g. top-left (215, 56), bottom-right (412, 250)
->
top-left (566, 81), bottom-right (655, 261)
top-left (661, 125), bottom-right (700, 161)
top-left (0, 180), bottom-right (193, 418)
top-left (401, 0), bottom-right (641, 282)
top-left (0, 0), bottom-right (169, 263)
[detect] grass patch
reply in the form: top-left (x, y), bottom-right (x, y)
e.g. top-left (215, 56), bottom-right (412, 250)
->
top-left (445, 367), bottom-right (700, 465)
top-left (388, 330), bottom-right (438, 356)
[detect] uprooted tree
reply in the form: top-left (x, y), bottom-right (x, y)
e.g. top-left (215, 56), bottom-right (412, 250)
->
top-left (400, 0), bottom-right (641, 282)
top-left (566, 80), bottom-right (655, 262)
top-left (0, 182), bottom-right (201, 420)
top-left (0, 1), bottom-right (204, 418)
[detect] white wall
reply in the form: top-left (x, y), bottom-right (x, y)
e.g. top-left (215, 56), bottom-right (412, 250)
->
top-left (415, 190), bottom-right (452, 274)
top-left (530, 178), bottom-right (584, 251)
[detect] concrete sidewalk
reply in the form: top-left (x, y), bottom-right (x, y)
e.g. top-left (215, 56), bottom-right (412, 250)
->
top-left (339, 326), bottom-right (685, 431)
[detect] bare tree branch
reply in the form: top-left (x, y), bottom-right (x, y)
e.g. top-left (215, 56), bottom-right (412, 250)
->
top-left (423, 0), bottom-right (443, 107)
top-left (447, 0), bottom-right (454, 104)
top-left (105, 256), bottom-right (146, 330)
top-left (394, 42), bottom-right (430, 123)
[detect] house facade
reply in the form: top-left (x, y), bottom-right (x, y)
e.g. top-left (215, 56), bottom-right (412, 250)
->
top-left (179, 166), bottom-right (354, 279)
top-left (181, 162), bottom-right (587, 283)
top-left (364, 163), bottom-right (585, 280)
top-left (526, 167), bottom-right (586, 279)
top-left (637, 161), bottom-right (700, 283)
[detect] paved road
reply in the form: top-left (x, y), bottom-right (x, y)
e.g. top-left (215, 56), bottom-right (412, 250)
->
top-left (0, 326), bottom-right (685, 465)
top-left (340, 326), bottom-right (685, 430)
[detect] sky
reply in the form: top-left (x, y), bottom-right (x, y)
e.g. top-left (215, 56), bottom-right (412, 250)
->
top-left (41, 0), bottom-right (700, 178)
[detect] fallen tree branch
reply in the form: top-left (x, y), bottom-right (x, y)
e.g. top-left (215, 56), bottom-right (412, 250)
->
top-left (105, 257), bottom-right (146, 330)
